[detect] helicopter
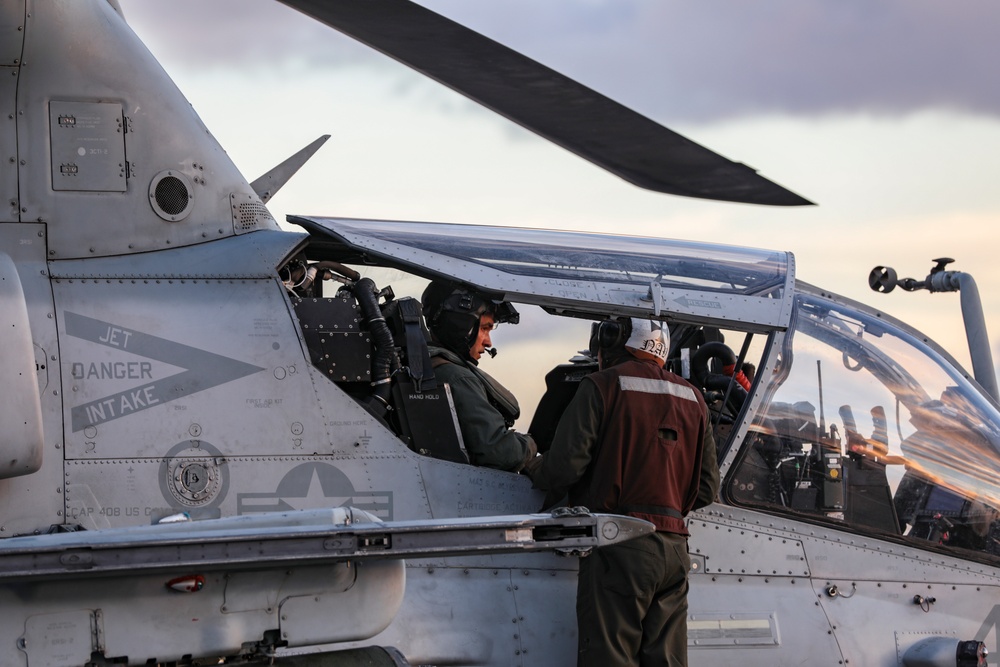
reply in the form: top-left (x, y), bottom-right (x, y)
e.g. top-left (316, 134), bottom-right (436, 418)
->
top-left (1, 0), bottom-right (998, 666)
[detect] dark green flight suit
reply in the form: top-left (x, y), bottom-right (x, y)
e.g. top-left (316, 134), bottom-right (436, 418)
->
top-left (430, 346), bottom-right (535, 472)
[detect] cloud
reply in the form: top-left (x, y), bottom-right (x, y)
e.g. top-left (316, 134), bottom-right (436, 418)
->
top-left (419, 0), bottom-right (1000, 123)
top-left (118, 0), bottom-right (374, 70)
top-left (120, 1), bottom-right (1000, 123)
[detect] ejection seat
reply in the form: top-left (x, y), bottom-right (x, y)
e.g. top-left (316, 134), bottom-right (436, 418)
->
top-left (382, 297), bottom-right (470, 464)
top-left (291, 283), bottom-right (468, 464)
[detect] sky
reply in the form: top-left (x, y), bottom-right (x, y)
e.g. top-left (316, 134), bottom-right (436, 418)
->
top-left (116, 0), bottom-right (1000, 418)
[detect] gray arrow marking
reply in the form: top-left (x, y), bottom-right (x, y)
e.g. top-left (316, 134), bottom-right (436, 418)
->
top-left (65, 312), bottom-right (264, 432)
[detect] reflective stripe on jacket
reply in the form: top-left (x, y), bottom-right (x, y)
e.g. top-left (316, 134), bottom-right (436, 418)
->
top-left (572, 359), bottom-right (710, 534)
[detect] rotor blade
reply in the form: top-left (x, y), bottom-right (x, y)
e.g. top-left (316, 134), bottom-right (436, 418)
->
top-left (277, 0), bottom-right (812, 206)
top-left (251, 134), bottom-right (331, 204)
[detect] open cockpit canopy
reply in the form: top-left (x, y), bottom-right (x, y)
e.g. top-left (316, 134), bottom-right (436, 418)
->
top-left (291, 216), bottom-right (794, 331)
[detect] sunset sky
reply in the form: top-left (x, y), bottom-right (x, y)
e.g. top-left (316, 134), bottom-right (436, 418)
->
top-left (117, 0), bottom-right (1000, 418)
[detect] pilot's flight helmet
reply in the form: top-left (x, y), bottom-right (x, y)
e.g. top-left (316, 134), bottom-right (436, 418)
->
top-left (422, 281), bottom-right (519, 357)
top-left (591, 317), bottom-right (669, 367)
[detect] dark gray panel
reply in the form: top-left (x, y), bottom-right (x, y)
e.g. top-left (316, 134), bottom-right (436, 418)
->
top-left (0, 1), bottom-right (25, 67)
top-left (0, 68), bottom-right (16, 220)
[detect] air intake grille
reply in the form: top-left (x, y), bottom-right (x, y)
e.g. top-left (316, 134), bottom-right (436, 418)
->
top-left (230, 193), bottom-right (276, 234)
top-left (149, 170), bottom-right (194, 221)
top-left (155, 176), bottom-right (190, 215)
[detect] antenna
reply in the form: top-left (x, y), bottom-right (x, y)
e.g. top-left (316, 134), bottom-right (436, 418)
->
top-left (817, 359), bottom-right (826, 437)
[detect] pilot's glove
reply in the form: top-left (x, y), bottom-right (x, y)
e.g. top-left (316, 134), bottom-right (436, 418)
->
top-left (518, 436), bottom-right (540, 475)
top-left (522, 451), bottom-right (544, 479)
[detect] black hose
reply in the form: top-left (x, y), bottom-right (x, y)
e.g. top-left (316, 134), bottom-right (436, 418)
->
top-left (691, 341), bottom-right (748, 413)
top-left (353, 278), bottom-right (396, 411)
top-left (313, 260), bottom-right (361, 282)
top-left (691, 341), bottom-right (737, 386)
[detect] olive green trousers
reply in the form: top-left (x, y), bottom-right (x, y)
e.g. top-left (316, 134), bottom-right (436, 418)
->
top-left (576, 531), bottom-right (691, 667)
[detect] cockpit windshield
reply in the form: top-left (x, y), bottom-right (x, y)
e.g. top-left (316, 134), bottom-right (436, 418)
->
top-left (730, 290), bottom-right (1000, 562)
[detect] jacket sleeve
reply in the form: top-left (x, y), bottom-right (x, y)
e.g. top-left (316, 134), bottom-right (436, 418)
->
top-left (693, 411), bottom-right (721, 510)
top-left (446, 369), bottom-right (533, 471)
top-left (529, 378), bottom-right (604, 498)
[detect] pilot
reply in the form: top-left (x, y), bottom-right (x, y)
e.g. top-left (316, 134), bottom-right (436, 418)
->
top-left (529, 317), bottom-right (719, 667)
top-left (421, 281), bottom-right (537, 472)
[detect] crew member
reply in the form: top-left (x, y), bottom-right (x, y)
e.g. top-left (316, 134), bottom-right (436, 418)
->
top-left (422, 280), bottom-right (537, 472)
top-left (529, 317), bottom-right (719, 666)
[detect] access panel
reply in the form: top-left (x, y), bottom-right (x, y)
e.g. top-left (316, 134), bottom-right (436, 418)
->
top-left (49, 101), bottom-right (126, 192)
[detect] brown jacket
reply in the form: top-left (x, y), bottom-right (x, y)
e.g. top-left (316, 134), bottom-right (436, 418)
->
top-left (532, 357), bottom-right (719, 534)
